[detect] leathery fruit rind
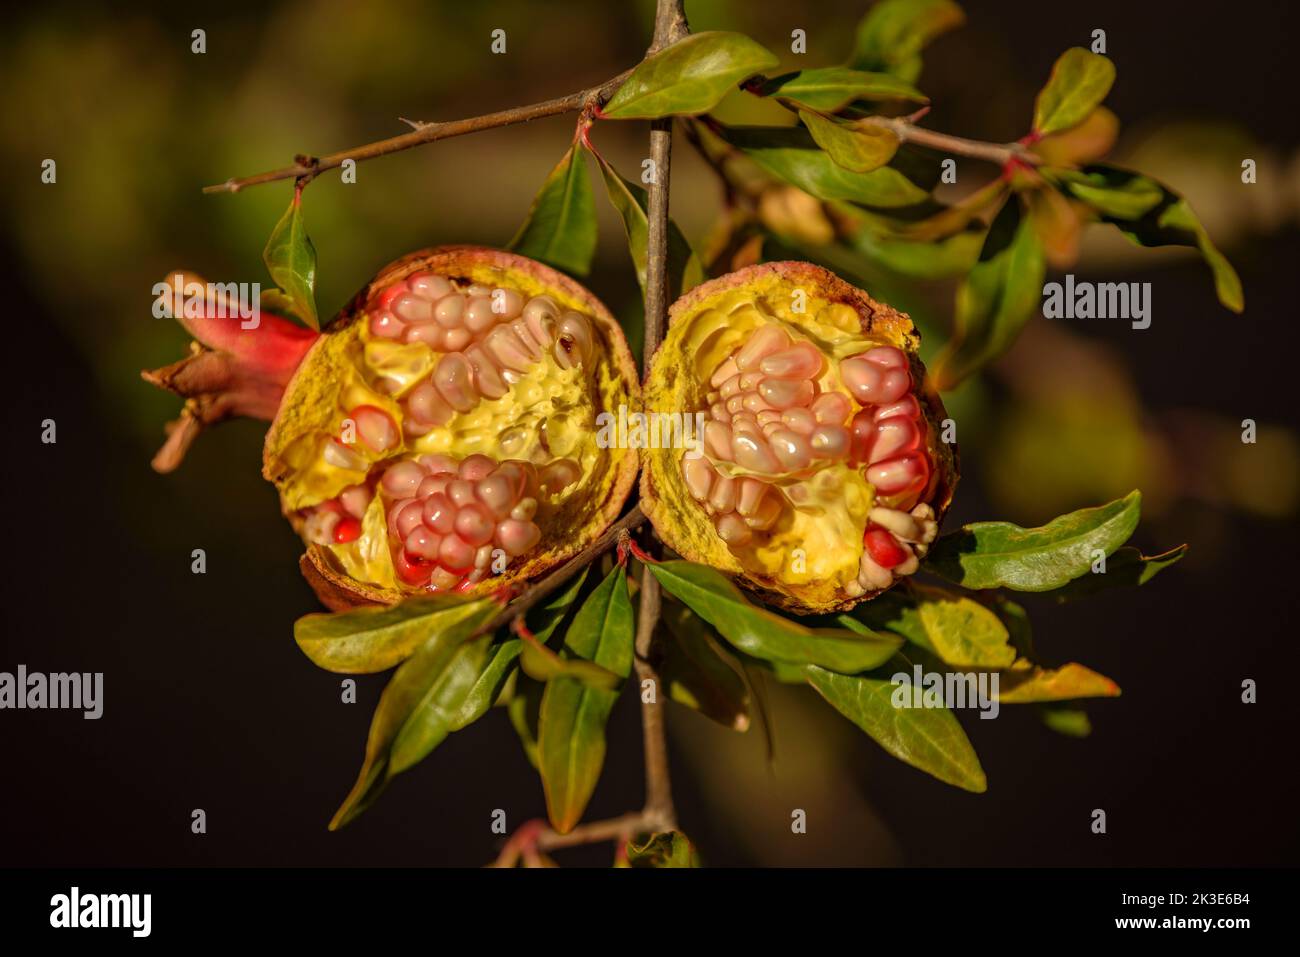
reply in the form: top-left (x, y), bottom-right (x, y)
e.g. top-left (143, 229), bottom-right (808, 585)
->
top-left (640, 261), bottom-right (957, 615)
top-left (264, 246), bottom-right (640, 610)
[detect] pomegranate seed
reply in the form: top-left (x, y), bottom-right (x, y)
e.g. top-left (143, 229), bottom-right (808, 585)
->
top-left (334, 517), bottom-right (362, 543)
top-left (864, 526), bottom-right (908, 569)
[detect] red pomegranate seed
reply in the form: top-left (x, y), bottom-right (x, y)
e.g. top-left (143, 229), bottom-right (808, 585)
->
top-left (334, 517), bottom-right (362, 543)
top-left (864, 527), bottom-right (908, 569)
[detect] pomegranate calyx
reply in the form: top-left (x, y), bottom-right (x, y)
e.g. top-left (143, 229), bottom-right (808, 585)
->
top-left (143, 271), bottom-right (318, 473)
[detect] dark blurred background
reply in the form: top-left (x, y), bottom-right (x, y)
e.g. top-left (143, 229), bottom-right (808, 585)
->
top-left (1, 0), bottom-right (1297, 866)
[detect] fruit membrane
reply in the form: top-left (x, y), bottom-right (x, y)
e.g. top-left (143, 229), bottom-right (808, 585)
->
top-left (147, 246), bottom-right (639, 611)
top-left (641, 262), bottom-right (957, 614)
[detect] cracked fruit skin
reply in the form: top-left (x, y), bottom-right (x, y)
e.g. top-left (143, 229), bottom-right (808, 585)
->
top-left (641, 261), bottom-right (957, 615)
top-left (151, 246), bottom-right (638, 611)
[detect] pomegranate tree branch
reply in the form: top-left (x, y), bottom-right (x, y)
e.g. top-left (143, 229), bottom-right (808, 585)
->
top-left (203, 69), bottom-right (633, 194)
top-left (863, 112), bottom-right (1038, 167)
top-left (474, 505), bottom-right (645, 638)
top-left (631, 0), bottom-right (690, 831)
top-left (490, 810), bottom-right (668, 866)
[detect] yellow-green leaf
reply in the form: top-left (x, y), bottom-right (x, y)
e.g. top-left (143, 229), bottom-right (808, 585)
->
top-left (295, 595), bottom-right (493, 674)
top-left (999, 662), bottom-right (1120, 703)
top-left (1040, 704), bottom-right (1091, 737)
top-left (626, 830), bottom-right (701, 867)
top-left (711, 122), bottom-right (931, 208)
top-left (1032, 48), bottom-right (1116, 136)
top-left (800, 110), bottom-right (899, 173)
top-left (519, 634), bottom-right (621, 690)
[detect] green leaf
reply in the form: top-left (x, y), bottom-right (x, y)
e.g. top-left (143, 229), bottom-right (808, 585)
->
top-left (593, 151), bottom-right (704, 300)
top-left (895, 177), bottom-right (1008, 242)
top-left (712, 123), bottom-right (931, 208)
top-left (849, 0), bottom-right (965, 83)
top-left (507, 146), bottom-right (597, 276)
top-left (449, 639), bottom-right (522, 731)
top-left (526, 566), bottom-right (591, 644)
top-left (800, 110), bottom-right (899, 173)
top-left (603, 31), bottom-right (779, 119)
top-left (991, 596), bottom-right (1035, 659)
top-left (519, 635), bottom-right (621, 690)
top-left (330, 601), bottom-right (497, 829)
top-left (759, 67), bottom-right (928, 111)
top-left (1049, 166), bottom-right (1163, 220)
top-left (626, 830), bottom-right (701, 868)
top-left (806, 662), bottom-right (986, 792)
top-left (262, 189), bottom-right (318, 331)
top-left (1032, 48), bottom-right (1116, 136)
top-left (295, 595), bottom-right (493, 675)
top-left (932, 196), bottom-right (1044, 390)
top-left (647, 560), bottom-right (901, 673)
top-left (1065, 164), bottom-right (1243, 312)
top-left (925, 490), bottom-right (1142, 591)
top-left (500, 573), bottom-right (593, 768)
top-left (851, 225), bottom-right (983, 278)
top-left (537, 566), bottom-right (634, 833)
top-left (660, 600), bottom-right (750, 731)
top-left (1043, 544), bottom-right (1187, 602)
top-left (508, 674), bottom-right (545, 769)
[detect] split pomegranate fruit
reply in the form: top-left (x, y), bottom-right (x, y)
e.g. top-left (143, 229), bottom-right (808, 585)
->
top-left (641, 262), bottom-right (956, 613)
top-left (146, 246), bottom-right (638, 610)
top-left (145, 249), bottom-right (954, 615)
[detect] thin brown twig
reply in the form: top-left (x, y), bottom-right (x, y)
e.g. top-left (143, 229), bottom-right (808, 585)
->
top-left (861, 115), bottom-right (1038, 167)
top-left (203, 69), bottom-right (633, 194)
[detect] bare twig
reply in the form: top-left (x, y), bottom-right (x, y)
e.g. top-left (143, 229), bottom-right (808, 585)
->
top-left (203, 69), bottom-right (633, 194)
top-left (862, 115), bottom-right (1039, 167)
